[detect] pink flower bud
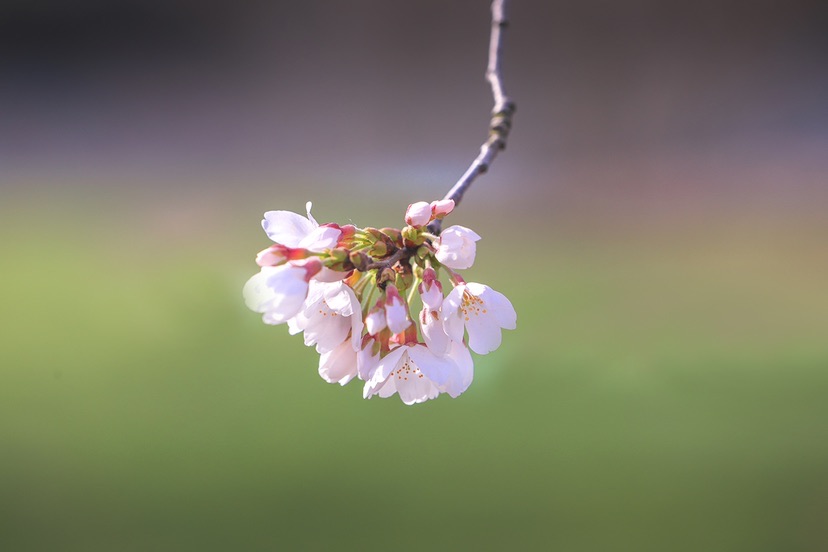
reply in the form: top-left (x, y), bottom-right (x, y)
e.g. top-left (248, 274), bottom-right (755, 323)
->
top-left (405, 201), bottom-right (432, 228)
top-left (430, 199), bottom-right (455, 219)
top-left (418, 268), bottom-right (444, 310)
top-left (365, 302), bottom-right (387, 336)
top-left (384, 285), bottom-right (411, 334)
top-left (255, 244), bottom-right (288, 267)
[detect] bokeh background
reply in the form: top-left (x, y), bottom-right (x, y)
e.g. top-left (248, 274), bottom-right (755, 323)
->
top-left (2, 1), bottom-right (828, 550)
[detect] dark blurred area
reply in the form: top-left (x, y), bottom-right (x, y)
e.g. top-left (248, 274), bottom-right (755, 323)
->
top-left (2, 0), bottom-right (826, 209)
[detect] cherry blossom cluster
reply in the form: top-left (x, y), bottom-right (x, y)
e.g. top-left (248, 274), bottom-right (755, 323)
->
top-left (243, 200), bottom-right (516, 405)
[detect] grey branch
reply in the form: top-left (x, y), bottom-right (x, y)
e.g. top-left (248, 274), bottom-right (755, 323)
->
top-left (429, 0), bottom-right (515, 234)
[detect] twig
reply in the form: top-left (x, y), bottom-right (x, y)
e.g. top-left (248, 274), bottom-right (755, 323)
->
top-left (429, 0), bottom-right (515, 234)
top-left (364, 248), bottom-right (410, 271)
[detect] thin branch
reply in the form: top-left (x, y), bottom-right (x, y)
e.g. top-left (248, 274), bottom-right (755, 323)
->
top-left (364, 248), bottom-right (409, 271)
top-left (429, 0), bottom-right (515, 234)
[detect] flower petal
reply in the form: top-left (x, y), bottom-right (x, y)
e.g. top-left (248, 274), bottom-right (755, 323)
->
top-left (298, 225), bottom-right (341, 252)
top-left (465, 311), bottom-right (503, 354)
top-left (318, 340), bottom-right (358, 385)
top-left (262, 210), bottom-right (316, 247)
top-left (420, 307), bottom-right (450, 356)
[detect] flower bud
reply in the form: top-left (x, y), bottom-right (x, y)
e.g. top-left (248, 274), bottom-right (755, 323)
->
top-left (369, 240), bottom-right (388, 257)
top-left (365, 302), bottom-right (387, 335)
top-left (384, 284), bottom-right (411, 334)
top-left (419, 267), bottom-right (443, 310)
top-left (255, 244), bottom-right (288, 267)
top-left (348, 250), bottom-right (370, 271)
top-left (401, 226), bottom-right (424, 246)
top-left (379, 228), bottom-right (403, 247)
top-left (430, 199), bottom-right (455, 219)
top-left (405, 201), bottom-right (432, 228)
top-left (378, 268), bottom-right (396, 285)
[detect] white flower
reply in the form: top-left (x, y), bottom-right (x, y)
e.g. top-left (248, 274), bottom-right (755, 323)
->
top-left (384, 285), bottom-right (411, 335)
top-left (243, 263), bottom-right (314, 324)
top-left (434, 225), bottom-right (481, 270)
top-left (405, 201), bottom-right (432, 228)
top-left (288, 281), bottom-right (363, 353)
top-left (318, 340), bottom-right (358, 386)
top-left (262, 201), bottom-right (340, 252)
top-left (442, 282), bottom-right (516, 354)
top-left (363, 342), bottom-right (472, 405)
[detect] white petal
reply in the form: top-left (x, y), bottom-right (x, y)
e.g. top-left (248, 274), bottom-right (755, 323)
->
top-left (405, 201), bottom-right (432, 227)
top-left (243, 266), bottom-right (309, 324)
top-left (407, 344), bottom-right (458, 389)
top-left (243, 269), bottom-right (278, 313)
top-left (420, 308), bottom-right (450, 356)
top-left (365, 308), bottom-right (387, 335)
top-left (435, 226), bottom-right (481, 270)
top-left (357, 339), bottom-right (380, 381)
top-left (441, 286), bottom-right (466, 342)
top-left (262, 210), bottom-right (316, 247)
top-left (298, 225), bottom-right (341, 252)
top-left (305, 201), bottom-right (319, 227)
top-left (396, 372), bottom-right (440, 405)
top-left (313, 267), bottom-right (349, 282)
top-left (441, 341), bottom-right (474, 398)
top-left (363, 347), bottom-right (406, 398)
top-left (486, 288), bottom-right (517, 330)
top-left (465, 312), bottom-right (503, 354)
top-left (420, 281), bottom-right (443, 311)
top-left (318, 340), bottom-right (358, 385)
top-left (385, 298), bottom-right (411, 335)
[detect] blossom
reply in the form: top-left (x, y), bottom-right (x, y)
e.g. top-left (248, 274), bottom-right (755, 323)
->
top-left (288, 281), bottom-right (363, 353)
top-left (243, 260), bottom-right (321, 325)
top-left (442, 282), bottom-right (516, 354)
top-left (435, 225), bottom-right (481, 270)
top-left (363, 342), bottom-right (472, 405)
top-left (262, 202), bottom-right (340, 252)
top-left (244, 199), bottom-right (516, 405)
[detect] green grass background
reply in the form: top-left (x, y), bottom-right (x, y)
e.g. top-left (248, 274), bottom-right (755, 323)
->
top-left (1, 192), bottom-right (827, 551)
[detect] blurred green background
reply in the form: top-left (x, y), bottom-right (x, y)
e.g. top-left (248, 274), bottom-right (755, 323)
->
top-left (2, 1), bottom-right (828, 550)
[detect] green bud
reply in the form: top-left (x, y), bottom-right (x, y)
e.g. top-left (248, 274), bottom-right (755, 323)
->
top-left (349, 251), bottom-right (370, 271)
top-left (378, 268), bottom-right (396, 285)
top-left (380, 228), bottom-right (403, 247)
top-left (401, 226), bottom-right (425, 246)
top-left (329, 248), bottom-right (349, 263)
top-left (370, 240), bottom-right (388, 258)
